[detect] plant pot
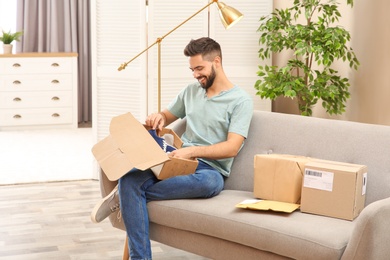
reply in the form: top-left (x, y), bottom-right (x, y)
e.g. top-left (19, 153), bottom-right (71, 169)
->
top-left (3, 44), bottom-right (13, 54)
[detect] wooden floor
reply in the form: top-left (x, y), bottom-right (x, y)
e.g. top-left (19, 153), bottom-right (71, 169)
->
top-left (0, 180), bottom-right (209, 259)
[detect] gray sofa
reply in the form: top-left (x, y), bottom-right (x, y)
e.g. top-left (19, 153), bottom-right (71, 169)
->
top-left (99, 110), bottom-right (390, 259)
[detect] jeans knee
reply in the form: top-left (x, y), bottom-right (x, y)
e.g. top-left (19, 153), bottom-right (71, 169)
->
top-left (200, 171), bottom-right (224, 198)
top-left (119, 169), bottom-right (158, 198)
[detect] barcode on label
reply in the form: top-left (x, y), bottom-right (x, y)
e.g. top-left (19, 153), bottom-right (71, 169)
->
top-left (305, 169), bottom-right (323, 177)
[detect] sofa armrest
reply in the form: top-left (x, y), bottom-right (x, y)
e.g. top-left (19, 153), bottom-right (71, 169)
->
top-left (341, 197), bottom-right (390, 260)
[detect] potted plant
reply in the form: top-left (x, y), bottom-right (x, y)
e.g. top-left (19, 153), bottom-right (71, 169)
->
top-left (0, 30), bottom-right (23, 54)
top-left (254, 0), bottom-right (359, 116)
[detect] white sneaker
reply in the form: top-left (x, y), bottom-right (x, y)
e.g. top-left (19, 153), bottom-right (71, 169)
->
top-left (91, 185), bottom-right (120, 223)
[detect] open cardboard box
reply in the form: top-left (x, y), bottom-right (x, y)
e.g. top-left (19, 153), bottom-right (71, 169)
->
top-left (92, 112), bottom-right (198, 181)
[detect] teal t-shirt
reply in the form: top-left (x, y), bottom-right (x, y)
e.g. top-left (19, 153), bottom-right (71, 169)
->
top-left (167, 82), bottom-right (253, 177)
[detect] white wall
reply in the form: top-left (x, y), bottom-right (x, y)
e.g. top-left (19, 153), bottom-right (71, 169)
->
top-left (0, 0), bottom-right (17, 33)
top-left (0, 0), bottom-right (17, 54)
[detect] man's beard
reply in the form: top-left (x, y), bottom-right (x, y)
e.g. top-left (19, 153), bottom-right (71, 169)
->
top-left (198, 66), bottom-right (216, 91)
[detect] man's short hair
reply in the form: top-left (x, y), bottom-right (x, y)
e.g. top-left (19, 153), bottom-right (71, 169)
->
top-left (183, 37), bottom-right (222, 62)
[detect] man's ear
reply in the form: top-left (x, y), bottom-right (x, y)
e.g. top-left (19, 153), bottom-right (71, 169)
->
top-left (214, 56), bottom-right (222, 67)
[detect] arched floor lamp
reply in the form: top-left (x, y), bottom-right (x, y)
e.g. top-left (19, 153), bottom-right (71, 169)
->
top-left (118, 0), bottom-right (243, 112)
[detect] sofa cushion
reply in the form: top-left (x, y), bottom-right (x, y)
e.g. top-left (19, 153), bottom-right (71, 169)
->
top-left (148, 190), bottom-right (356, 260)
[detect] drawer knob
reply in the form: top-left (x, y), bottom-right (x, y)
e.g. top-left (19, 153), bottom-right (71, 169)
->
top-left (13, 97), bottom-right (22, 102)
top-left (13, 114), bottom-right (22, 119)
top-left (52, 113), bottom-right (60, 118)
top-left (51, 63), bottom-right (60, 67)
top-left (13, 80), bottom-right (21, 85)
top-left (51, 96), bottom-right (60, 101)
top-left (12, 63), bottom-right (21, 68)
top-left (51, 80), bottom-right (60, 84)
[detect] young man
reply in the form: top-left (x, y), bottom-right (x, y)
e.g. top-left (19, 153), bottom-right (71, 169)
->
top-left (91, 37), bottom-right (253, 259)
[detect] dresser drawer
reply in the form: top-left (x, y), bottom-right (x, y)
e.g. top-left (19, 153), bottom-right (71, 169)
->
top-left (0, 91), bottom-right (73, 108)
top-left (2, 74), bottom-right (73, 91)
top-left (2, 57), bottom-right (73, 74)
top-left (0, 107), bottom-right (73, 126)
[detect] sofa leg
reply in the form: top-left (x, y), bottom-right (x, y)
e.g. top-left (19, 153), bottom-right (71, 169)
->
top-left (122, 235), bottom-right (129, 260)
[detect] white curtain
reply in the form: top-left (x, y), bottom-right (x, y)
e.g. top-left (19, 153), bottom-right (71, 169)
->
top-left (16, 0), bottom-right (91, 123)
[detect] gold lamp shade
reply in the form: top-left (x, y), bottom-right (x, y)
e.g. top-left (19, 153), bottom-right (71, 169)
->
top-left (216, 2), bottom-right (244, 29)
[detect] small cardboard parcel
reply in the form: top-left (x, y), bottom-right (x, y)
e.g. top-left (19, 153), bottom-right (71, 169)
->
top-left (301, 160), bottom-right (367, 220)
top-left (92, 112), bottom-right (198, 181)
top-left (254, 154), bottom-right (309, 204)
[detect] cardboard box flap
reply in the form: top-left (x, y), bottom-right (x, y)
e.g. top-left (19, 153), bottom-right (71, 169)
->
top-left (91, 135), bottom-right (136, 181)
top-left (109, 113), bottom-right (169, 170)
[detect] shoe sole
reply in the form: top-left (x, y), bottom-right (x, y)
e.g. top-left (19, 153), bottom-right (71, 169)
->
top-left (90, 185), bottom-right (118, 223)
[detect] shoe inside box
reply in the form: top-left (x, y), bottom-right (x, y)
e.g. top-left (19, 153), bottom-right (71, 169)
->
top-left (147, 129), bottom-right (176, 153)
top-left (162, 132), bottom-right (175, 147)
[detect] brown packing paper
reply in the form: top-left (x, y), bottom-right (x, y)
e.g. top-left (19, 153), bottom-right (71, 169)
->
top-left (236, 199), bottom-right (300, 213)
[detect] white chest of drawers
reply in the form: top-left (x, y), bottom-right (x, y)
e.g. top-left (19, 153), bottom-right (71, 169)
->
top-left (0, 53), bottom-right (78, 130)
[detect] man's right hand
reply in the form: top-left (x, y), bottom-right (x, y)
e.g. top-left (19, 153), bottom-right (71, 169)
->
top-left (145, 112), bottom-right (165, 130)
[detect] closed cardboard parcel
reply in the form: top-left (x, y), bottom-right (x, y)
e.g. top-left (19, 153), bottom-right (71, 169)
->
top-left (92, 113), bottom-right (198, 181)
top-left (301, 160), bottom-right (367, 220)
top-left (254, 154), bottom-right (310, 204)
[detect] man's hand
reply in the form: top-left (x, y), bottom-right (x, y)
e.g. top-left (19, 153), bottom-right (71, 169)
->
top-left (145, 109), bottom-right (178, 130)
top-left (145, 113), bottom-right (165, 130)
top-left (169, 147), bottom-right (196, 160)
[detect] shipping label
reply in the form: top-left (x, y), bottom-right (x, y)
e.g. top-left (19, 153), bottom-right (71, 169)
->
top-left (303, 168), bottom-right (334, 191)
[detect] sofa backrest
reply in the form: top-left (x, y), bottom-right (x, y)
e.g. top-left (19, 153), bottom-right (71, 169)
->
top-left (225, 110), bottom-right (390, 206)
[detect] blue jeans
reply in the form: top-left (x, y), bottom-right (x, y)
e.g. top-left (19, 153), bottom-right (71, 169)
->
top-left (118, 160), bottom-right (224, 260)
